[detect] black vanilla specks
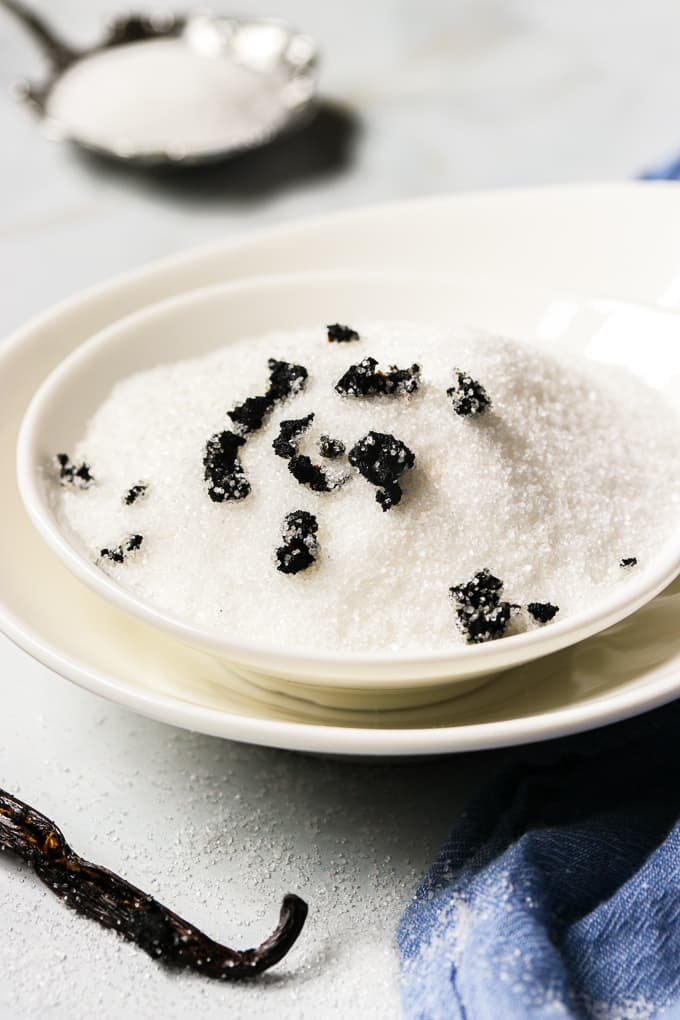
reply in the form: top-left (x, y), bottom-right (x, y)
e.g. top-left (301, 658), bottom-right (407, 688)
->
top-left (55, 453), bottom-right (94, 489)
top-left (272, 414), bottom-right (346, 493)
top-left (100, 533), bottom-right (143, 564)
top-left (203, 431), bottom-right (250, 502)
top-left (449, 569), bottom-right (516, 643)
top-left (527, 602), bottom-right (560, 624)
top-left (205, 359), bottom-right (310, 502)
top-left (276, 510), bottom-right (319, 574)
top-left (272, 414), bottom-right (315, 460)
top-left (335, 357), bottom-right (420, 398)
top-left (318, 435), bottom-right (345, 459)
top-left (58, 322), bottom-right (657, 654)
top-left (348, 431), bottom-right (415, 511)
top-left (228, 359), bottom-right (308, 435)
top-left (288, 456), bottom-right (339, 493)
top-left (447, 369), bottom-right (491, 416)
top-left (450, 570), bottom-right (561, 642)
top-left (327, 323), bottom-right (360, 343)
top-left (124, 481), bottom-right (148, 506)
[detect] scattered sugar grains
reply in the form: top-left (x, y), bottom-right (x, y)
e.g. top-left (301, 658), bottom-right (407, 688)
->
top-left (56, 321), bottom-right (680, 654)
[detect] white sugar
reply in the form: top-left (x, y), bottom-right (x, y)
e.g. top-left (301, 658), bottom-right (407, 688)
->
top-left (57, 322), bottom-right (680, 654)
top-left (46, 38), bottom-right (289, 157)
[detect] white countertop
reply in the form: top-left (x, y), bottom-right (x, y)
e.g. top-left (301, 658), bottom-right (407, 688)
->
top-left (1, 2), bottom-right (680, 1017)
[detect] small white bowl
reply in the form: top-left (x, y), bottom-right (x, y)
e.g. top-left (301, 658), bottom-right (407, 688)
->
top-left (16, 270), bottom-right (680, 710)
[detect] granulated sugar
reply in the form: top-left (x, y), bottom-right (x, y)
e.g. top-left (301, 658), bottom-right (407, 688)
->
top-left (46, 35), bottom-right (293, 158)
top-left (56, 321), bottom-right (680, 653)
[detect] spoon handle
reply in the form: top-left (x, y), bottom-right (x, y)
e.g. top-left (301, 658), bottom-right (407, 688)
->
top-left (0, 0), bottom-right (76, 70)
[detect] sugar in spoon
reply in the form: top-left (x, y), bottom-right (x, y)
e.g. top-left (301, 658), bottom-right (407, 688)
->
top-left (1, 0), bottom-right (318, 165)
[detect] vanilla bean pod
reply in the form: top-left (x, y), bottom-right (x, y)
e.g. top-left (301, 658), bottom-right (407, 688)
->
top-left (0, 788), bottom-right (308, 979)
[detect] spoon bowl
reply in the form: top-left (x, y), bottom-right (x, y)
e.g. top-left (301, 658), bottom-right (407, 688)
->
top-left (2, 2), bottom-right (318, 165)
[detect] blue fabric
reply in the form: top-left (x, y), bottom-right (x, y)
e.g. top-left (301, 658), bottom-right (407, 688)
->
top-left (397, 703), bottom-right (680, 1019)
top-left (640, 154), bottom-right (680, 180)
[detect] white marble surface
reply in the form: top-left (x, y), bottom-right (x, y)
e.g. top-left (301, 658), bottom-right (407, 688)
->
top-left (1, 2), bottom-right (680, 1017)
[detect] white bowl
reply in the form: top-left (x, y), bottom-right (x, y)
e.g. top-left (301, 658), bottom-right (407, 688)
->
top-left (16, 270), bottom-right (680, 709)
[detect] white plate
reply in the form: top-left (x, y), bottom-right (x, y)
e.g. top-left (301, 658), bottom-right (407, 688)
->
top-left (17, 270), bottom-right (680, 709)
top-left (4, 183), bottom-right (680, 754)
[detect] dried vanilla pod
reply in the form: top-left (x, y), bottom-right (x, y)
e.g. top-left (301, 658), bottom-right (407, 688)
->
top-left (0, 787), bottom-right (308, 980)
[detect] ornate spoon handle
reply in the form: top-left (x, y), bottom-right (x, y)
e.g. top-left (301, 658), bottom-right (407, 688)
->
top-left (0, 0), bottom-right (77, 70)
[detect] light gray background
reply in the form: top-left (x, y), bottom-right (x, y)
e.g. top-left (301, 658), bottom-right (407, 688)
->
top-left (1, 2), bottom-right (679, 1017)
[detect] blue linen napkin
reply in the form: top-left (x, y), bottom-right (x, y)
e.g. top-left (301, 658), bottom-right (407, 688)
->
top-left (397, 160), bottom-right (680, 1020)
top-left (397, 701), bottom-right (680, 1019)
top-left (640, 154), bottom-right (680, 180)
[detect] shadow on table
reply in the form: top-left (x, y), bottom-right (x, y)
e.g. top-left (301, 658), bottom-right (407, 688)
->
top-left (71, 101), bottom-right (361, 204)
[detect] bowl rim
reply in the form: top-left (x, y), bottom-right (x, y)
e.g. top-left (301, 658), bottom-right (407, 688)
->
top-left (16, 268), bottom-right (680, 684)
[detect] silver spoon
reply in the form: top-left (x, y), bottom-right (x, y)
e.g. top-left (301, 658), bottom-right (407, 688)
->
top-left (1, 1), bottom-right (318, 165)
